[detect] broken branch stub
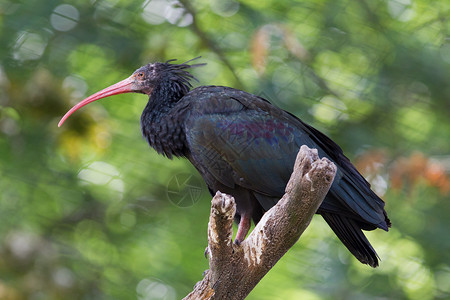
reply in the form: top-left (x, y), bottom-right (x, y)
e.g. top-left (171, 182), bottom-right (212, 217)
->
top-left (184, 145), bottom-right (337, 300)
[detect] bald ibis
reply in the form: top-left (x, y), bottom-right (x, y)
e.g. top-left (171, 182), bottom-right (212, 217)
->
top-left (59, 58), bottom-right (390, 267)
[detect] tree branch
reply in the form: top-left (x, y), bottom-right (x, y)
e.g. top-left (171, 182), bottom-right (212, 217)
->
top-left (178, 0), bottom-right (245, 89)
top-left (184, 145), bottom-right (337, 300)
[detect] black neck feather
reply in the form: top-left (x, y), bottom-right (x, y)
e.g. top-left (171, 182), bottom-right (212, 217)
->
top-left (140, 77), bottom-right (191, 159)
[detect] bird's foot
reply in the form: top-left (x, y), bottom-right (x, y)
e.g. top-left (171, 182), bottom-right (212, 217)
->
top-left (234, 214), bottom-right (251, 245)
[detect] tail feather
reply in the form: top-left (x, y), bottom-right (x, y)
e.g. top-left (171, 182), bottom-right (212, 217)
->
top-left (321, 212), bottom-right (380, 268)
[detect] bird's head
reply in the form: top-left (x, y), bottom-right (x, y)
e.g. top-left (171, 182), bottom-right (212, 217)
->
top-left (58, 57), bottom-right (204, 127)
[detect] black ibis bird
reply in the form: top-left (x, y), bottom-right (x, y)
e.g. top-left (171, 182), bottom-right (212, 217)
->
top-left (59, 58), bottom-right (390, 267)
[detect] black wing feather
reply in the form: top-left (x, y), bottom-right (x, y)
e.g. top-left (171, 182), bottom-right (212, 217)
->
top-left (180, 85), bottom-right (390, 266)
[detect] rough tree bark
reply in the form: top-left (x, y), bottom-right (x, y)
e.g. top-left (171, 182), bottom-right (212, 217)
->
top-left (183, 145), bottom-right (337, 300)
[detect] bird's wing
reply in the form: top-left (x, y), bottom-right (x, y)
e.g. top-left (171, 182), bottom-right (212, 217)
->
top-left (183, 86), bottom-right (389, 228)
top-left (184, 87), bottom-right (300, 196)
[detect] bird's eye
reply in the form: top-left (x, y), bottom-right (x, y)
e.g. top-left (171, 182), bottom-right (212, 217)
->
top-left (137, 72), bottom-right (145, 79)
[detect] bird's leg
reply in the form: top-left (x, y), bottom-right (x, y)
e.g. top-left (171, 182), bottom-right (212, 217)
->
top-left (234, 214), bottom-right (251, 245)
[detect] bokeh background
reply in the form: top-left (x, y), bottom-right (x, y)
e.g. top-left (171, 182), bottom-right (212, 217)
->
top-left (1, 0), bottom-right (450, 299)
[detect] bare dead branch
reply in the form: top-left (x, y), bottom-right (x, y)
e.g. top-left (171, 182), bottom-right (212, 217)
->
top-left (184, 145), bottom-right (337, 300)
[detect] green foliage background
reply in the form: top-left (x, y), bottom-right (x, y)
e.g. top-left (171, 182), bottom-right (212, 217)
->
top-left (1, 0), bottom-right (449, 299)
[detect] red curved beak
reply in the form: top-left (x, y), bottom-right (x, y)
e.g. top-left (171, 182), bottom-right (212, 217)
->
top-left (58, 76), bottom-right (135, 127)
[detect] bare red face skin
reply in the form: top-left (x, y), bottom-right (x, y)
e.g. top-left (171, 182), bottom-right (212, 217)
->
top-left (58, 75), bottom-right (135, 127)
